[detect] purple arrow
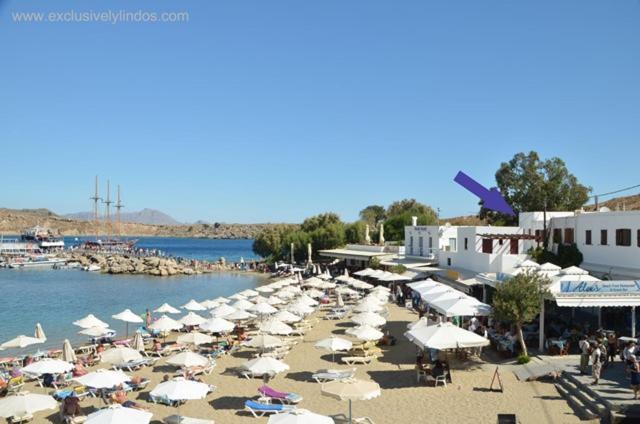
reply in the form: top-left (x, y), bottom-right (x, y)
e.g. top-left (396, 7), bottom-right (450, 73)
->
top-left (454, 171), bottom-right (515, 216)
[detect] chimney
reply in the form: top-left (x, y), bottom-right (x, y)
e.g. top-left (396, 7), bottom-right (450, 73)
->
top-left (411, 216), bottom-right (418, 226)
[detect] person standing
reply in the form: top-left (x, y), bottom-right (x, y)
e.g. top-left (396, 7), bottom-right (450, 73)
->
top-left (591, 342), bottom-right (602, 385)
top-left (630, 357), bottom-right (640, 399)
top-left (578, 336), bottom-right (590, 375)
top-left (145, 309), bottom-right (152, 329)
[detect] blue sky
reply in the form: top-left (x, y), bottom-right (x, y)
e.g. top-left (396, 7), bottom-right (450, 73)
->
top-left (1, 0), bottom-right (639, 223)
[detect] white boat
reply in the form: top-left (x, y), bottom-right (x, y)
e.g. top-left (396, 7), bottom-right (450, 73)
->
top-left (83, 264), bottom-right (102, 272)
top-left (8, 256), bottom-right (67, 269)
top-left (20, 226), bottom-right (65, 250)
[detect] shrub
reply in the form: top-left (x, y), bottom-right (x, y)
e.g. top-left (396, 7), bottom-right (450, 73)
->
top-left (517, 354), bottom-right (531, 364)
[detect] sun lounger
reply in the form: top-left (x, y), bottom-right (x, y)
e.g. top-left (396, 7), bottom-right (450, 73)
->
top-left (312, 368), bottom-right (356, 383)
top-left (163, 415), bottom-right (215, 424)
top-left (113, 358), bottom-right (154, 372)
top-left (341, 356), bottom-right (375, 365)
top-left (258, 385), bottom-right (302, 404)
top-left (8, 413), bottom-right (33, 423)
top-left (150, 393), bottom-right (183, 407)
top-left (244, 400), bottom-right (295, 418)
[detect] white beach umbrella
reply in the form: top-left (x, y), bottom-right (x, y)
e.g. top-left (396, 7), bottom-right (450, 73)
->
top-left (245, 334), bottom-right (283, 350)
top-left (132, 332), bottom-right (145, 352)
top-left (273, 310), bottom-right (302, 323)
top-left (177, 332), bottom-right (213, 346)
top-left (86, 404), bottom-right (152, 424)
top-left (321, 378), bottom-right (381, 424)
top-left (346, 325), bottom-right (384, 341)
top-left (23, 359), bottom-right (73, 375)
top-left (79, 326), bottom-right (114, 338)
top-left (304, 277), bottom-right (324, 288)
top-left (155, 303), bottom-right (181, 314)
top-left (179, 312), bottom-right (207, 327)
top-left (268, 295), bottom-right (285, 306)
top-left (150, 378), bottom-right (210, 401)
top-left (112, 309), bottom-right (143, 337)
top-left (34, 323), bottom-right (46, 340)
top-left (74, 369), bottom-right (130, 389)
top-left (149, 315), bottom-right (183, 332)
top-left (239, 289), bottom-right (260, 297)
top-left (353, 303), bottom-right (384, 314)
top-left (200, 300), bottom-right (219, 310)
top-left (73, 314), bottom-right (108, 329)
top-left (0, 392), bottom-right (57, 419)
top-left (210, 304), bottom-right (237, 318)
top-left (430, 296), bottom-right (492, 317)
top-left (335, 275), bottom-right (351, 283)
top-left (225, 309), bottom-right (256, 321)
top-left (352, 312), bottom-right (386, 327)
top-left (253, 295), bottom-right (270, 304)
top-left (0, 335), bottom-right (44, 350)
top-left (297, 294), bottom-right (319, 306)
top-left (256, 286), bottom-right (274, 294)
top-left (249, 302), bottom-right (278, 315)
top-left (315, 336), bottom-right (353, 361)
top-left (336, 286), bottom-right (357, 295)
top-left (267, 409), bottom-right (334, 424)
top-left (350, 280), bottom-right (373, 290)
top-left (166, 351), bottom-right (210, 368)
top-left (276, 290), bottom-right (296, 300)
top-left (405, 322), bottom-right (490, 350)
top-left (407, 317), bottom-right (430, 331)
top-left (287, 303), bottom-right (314, 316)
top-left (353, 268), bottom-right (375, 277)
top-left (259, 319), bottom-right (293, 336)
top-left (242, 356), bottom-right (289, 376)
top-left (62, 339), bottom-right (77, 362)
top-left (100, 347), bottom-right (143, 365)
top-left (228, 293), bottom-right (247, 301)
top-left (182, 299), bottom-right (206, 311)
top-left (305, 288), bottom-right (325, 299)
top-left (200, 317), bottom-right (235, 334)
top-left (212, 296), bottom-right (230, 304)
top-left (232, 299), bottom-right (256, 310)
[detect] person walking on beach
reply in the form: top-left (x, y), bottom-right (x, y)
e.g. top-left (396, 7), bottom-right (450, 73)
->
top-left (630, 357), bottom-right (640, 399)
top-left (145, 309), bottom-right (152, 329)
top-left (591, 342), bottom-right (602, 385)
top-left (579, 336), bottom-right (590, 374)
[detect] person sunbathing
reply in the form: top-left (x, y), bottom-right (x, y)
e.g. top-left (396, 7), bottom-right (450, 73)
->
top-left (73, 361), bottom-right (88, 377)
top-left (62, 393), bottom-right (83, 419)
top-left (111, 385), bottom-right (149, 410)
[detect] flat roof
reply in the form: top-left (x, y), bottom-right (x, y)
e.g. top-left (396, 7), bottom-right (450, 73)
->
top-left (318, 248), bottom-right (392, 259)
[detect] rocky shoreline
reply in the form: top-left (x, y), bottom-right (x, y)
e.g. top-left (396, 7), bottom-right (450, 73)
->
top-left (61, 251), bottom-right (258, 276)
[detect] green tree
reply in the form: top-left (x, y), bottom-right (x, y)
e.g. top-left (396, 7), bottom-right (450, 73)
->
top-left (384, 211), bottom-right (437, 241)
top-left (491, 272), bottom-right (549, 357)
top-left (252, 224), bottom-right (297, 262)
top-left (281, 229), bottom-right (312, 263)
top-left (387, 199), bottom-right (435, 217)
top-left (345, 221), bottom-right (367, 244)
top-left (309, 222), bottom-right (346, 253)
top-left (389, 264), bottom-right (407, 274)
top-left (300, 212), bottom-right (342, 233)
top-left (359, 205), bottom-right (386, 227)
top-left (481, 151), bottom-right (591, 225)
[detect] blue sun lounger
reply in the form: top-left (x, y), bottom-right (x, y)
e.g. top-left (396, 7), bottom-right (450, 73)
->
top-left (244, 400), bottom-right (295, 418)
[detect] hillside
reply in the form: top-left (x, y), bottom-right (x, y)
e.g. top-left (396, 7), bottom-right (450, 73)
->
top-left (64, 208), bottom-right (182, 226)
top-left (0, 208), bottom-right (282, 239)
top-left (588, 193), bottom-right (640, 211)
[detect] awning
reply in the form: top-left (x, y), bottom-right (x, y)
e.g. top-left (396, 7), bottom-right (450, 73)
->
top-left (553, 280), bottom-right (640, 307)
top-left (555, 296), bottom-right (640, 307)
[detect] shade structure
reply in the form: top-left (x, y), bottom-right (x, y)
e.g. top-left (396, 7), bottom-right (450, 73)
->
top-left (350, 280), bottom-right (373, 290)
top-left (166, 351), bottom-right (210, 368)
top-left (273, 310), bottom-right (302, 324)
top-left (267, 409), bottom-right (335, 424)
top-left (297, 294), bottom-right (319, 306)
top-left (256, 286), bottom-right (275, 294)
top-left (199, 300), bottom-right (219, 309)
top-left (248, 302), bottom-right (278, 315)
top-left (34, 323), bottom-right (46, 340)
top-left (62, 339), bottom-right (77, 362)
top-left (74, 369), bottom-right (130, 389)
top-left (132, 332), bottom-right (145, 352)
top-left (429, 296), bottom-right (492, 317)
top-left (22, 359), bottom-right (73, 375)
top-left (211, 296), bottom-right (230, 304)
top-left (239, 289), bottom-right (260, 297)
top-left (353, 268), bottom-right (376, 277)
top-left (86, 404), bottom-right (152, 424)
top-left (80, 326), bottom-right (114, 337)
top-left (200, 317), bottom-right (235, 333)
top-left (210, 304), bottom-right (237, 318)
top-left (321, 378), bottom-right (381, 424)
top-left (182, 299), bottom-right (206, 311)
top-left (305, 288), bottom-right (325, 299)
top-left (100, 347), bottom-right (143, 365)
top-left (242, 357), bottom-right (290, 376)
top-left (150, 378), bottom-right (210, 401)
top-left (149, 315), bottom-right (183, 332)
top-left (351, 312), bottom-right (386, 327)
top-left (405, 322), bottom-right (490, 350)
top-left (259, 319), bottom-right (293, 336)
top-left (225, 309), bottom-right (256, 321)
top-left (419, 287), bottom-right (459, 304)
top-left (253, 295), bottom-right (270, 304)
top-left (346, 325), bottom-right (383, 341)
top-left (154, 303), bottom-right (181, 314)
top-left (228, 293), bottom-right (247, 301)
top-left (315, 336), bottom-right (352, 361)
top-left (336, 286), bottom-right (357, 296)
top-left (303, 277), bottom-right (324, 288)
top-left (379, 273), bottom-right (411, 282)
top-left (73, 314), bottom-right (109, 329)
top-left (407, 317), bottom-right (430, 331)
top-left (287, 303), bottom-right (314, 316)
top-left (112, 309), bottom-right (143, 337)
top-left (231, 299), bottom-right (255, 310)
top-left (1, 335), bottom-right (44, 350)
top-left (0, 392), bottom-right (57, 419)
top-left (177, 332), bottom-right (213, 346)
top-left (245, 334), bottom-right (283, 350)
top-left (179, 312), bottom-right (207, 327)
top-left (353, 303), bottom-right (384, 314)
top-left (267, 295), bottom-right (285, 306)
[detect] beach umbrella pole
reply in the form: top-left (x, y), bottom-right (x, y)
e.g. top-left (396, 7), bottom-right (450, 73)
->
top-left (349, 399), bottom-right (353, 424)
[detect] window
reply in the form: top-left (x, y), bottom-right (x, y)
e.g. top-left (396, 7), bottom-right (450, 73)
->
top-left (482, 238), bottom-right (493, 254)
top-left (447, 258), bottom-right (452, 266)
top-left (464, 238), bottom-right (468, 250)
top-left (498, 239), bottom-right (504, 245)
top-left (418, 236), bottom-right (424, 256)
top-left (449, 238), bottom-right (457, 252)
top-left (585, 230), bottom-right (592, 245)
top-left (638, 230), bottom-right (640, 247)
top-left (616, 229), bottom-right (631, 246)
top-left (510, 239), bottom-right (518, 254)
top-left (601, 229), bottom-right (608, 245)
top-left (553, 228), bottom-right (562, 244)
top-left (428, 237), bottom-right (433, 249)
top-left (564, 228), bottom-right (574, 245)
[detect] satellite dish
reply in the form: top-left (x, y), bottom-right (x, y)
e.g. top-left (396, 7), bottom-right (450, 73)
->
top-left (599, 207), bottom-right (611, 213)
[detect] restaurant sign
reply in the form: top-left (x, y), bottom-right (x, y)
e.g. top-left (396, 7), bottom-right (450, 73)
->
top-left (560, 280), bottom-right (640, 294)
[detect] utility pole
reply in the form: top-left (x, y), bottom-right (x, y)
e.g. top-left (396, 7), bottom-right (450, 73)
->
top-left (115, 185), bottom-right (124, 240)
top-left (103, 180), bottom-right (114, 240)
top-left (90, 176), bottom-right (102, 241)
top-left (542, 197), bottom-right (548, 250)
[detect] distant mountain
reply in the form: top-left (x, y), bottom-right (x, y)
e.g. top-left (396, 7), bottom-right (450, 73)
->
top-left (64, 208), bottom-right (182, 226)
